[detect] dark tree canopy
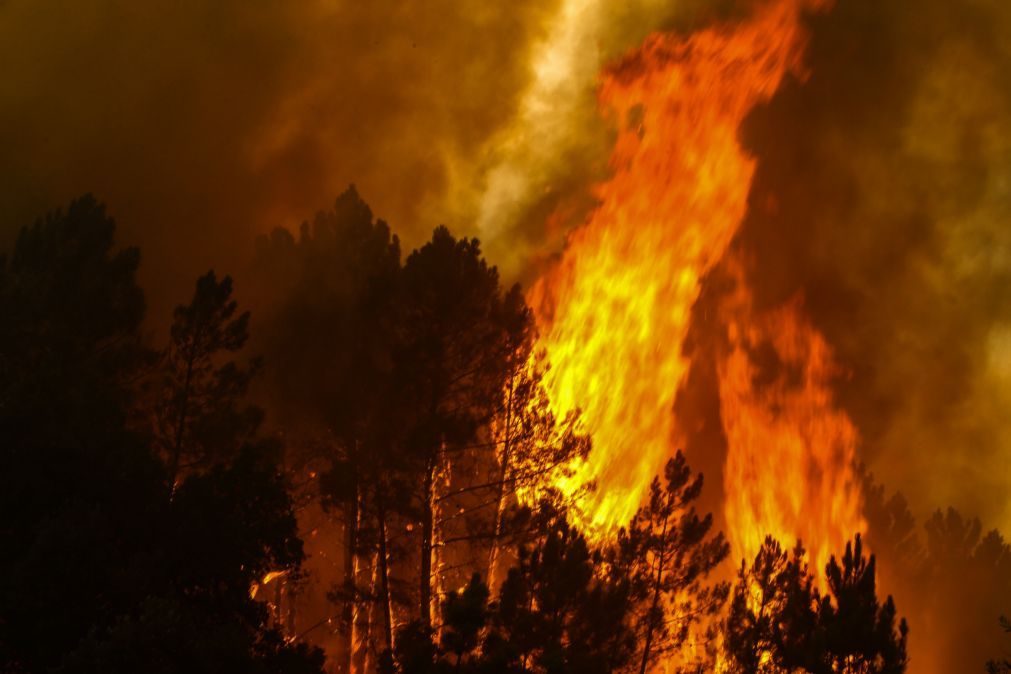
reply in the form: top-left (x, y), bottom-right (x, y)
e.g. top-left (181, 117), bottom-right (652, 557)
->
top-left (0, 194), bottom-right (148, 448)
top-left (724, 535), bottom-right (907, 674)
top-left (155, 270), bottom-right (263, 483)
top-left (614, 452), bottom-right (730, 673)
top-left (389, 512), bottom-right (637, 674)
top-left (0, 197), bottom-right (323, 674)
top-left (253, 184), bottom-right (402, 438)
top-left (864, 474), bottom-right (1011, 672)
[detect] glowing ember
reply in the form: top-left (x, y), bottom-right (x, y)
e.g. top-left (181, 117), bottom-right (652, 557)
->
top-left (249, 569), bottom-right (289, 599)
top-left (262, 570), bottom-right (289, 585)
top-left (530, 0), bottom-right (827, 533)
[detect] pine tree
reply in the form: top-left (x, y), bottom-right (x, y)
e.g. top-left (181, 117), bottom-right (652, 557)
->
top-left (614, 451), bottom-right (729, 674)
top-left (155, 270), bottom-right (261, 484)
top-left (723, 535), bottom-right (907, 674)
top-left (395, 226), bottom-right (529, 629)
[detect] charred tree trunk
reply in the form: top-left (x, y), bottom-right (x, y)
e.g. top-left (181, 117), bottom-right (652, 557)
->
top-left (285, 579), bottom-right (297, 637)
top-left (167, 346), bottom-right (197, 487)
top-left (487, 376), bottom-right (515, 592)
top-left (420, 453), bottom-right (435, 629)
top-left (342, 463), bottom-right (361, 674)
top-left (354, 551), bottom-right (378, 674)
top-left (377, 487), bottom-right (394, 652)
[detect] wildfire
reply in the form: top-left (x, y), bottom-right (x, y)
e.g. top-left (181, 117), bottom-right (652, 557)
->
top-left (529, 0), bottom-right (862, 572)
top-left (719, 276), bottom-right (866, 578)
top-left (249, 569), bottom-right (289, 600)
top-left (531, 0), bottom-right (822, 528)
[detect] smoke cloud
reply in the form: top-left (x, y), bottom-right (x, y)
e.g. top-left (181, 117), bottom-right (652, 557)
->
top-left (0, 0), bottom-right (558, 318)
top-left (0, 0), bottom-right (727, 321)
top-left (731, 0), bottom-right (1011, 533)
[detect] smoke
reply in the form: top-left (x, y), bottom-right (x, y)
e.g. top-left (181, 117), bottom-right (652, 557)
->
top-left (0, 0), bottom-right (730, 324)
top-left (0, 0), bottom-right (559, 320)
top-left (691, 4), bottom-right (1011, 668)
top-left (442, 0), bottom-right (735, 284)
top-left (727, 0), bottom-right (1011, 533)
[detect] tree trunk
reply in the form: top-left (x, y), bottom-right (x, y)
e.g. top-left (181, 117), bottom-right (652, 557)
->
top-left (168, 347), bottom-right (197, 487)
top-left (285, 579), bottom-right (297, 637)
top-left (639, 496), bottom-right (673, 674)
top-left (343, 467), bottom-right (361, 674)
top-left (354, 550), bottom-right (378, 674)
top-left (420, 454), bottom-right (435, 629)
top-left (377, 488), bottom-right (395, 652)
top-left (487, 376), bottom-right (515, 592)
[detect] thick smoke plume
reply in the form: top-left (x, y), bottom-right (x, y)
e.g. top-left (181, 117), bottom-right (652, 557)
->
top-left (679, 1), bottom-right (1011, 669)
top-left (0, 0), bottom-right (553, 318)
top-left (0, 0), bottom-right (720, 318)
top-left (732, 0), bottom-right (1011, 533)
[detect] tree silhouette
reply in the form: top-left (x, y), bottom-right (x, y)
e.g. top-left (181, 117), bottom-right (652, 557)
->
top-left (255, 186), bottom-right (404, 668)
top-left (440, 573), bottom-right (491, 669)
top-left (724, 535), bottom-right (907, 674)
top-left (0, 197), bottom-right (323, 673)
top-left (822, 536), bottom-right (908, 673)
top-left (155, 270), bottom-right (261, 484)
top-left (478, 352), bottom-right (590, 592)
top-left (254, 190), bottom-right (587, 668)
top-left (920, 508), bottom-right (1011, 671)
top-left (724, 537), bottom-right (821, 674)
top-left (613, 451), bottom-right (729, 674)
top-left (483, 514), bottom-right (637, 674)
top-left (987, 616), bottom-right (1011, 674)
top-left (394, 226), bottom-right (529, 629)
top-left (385, 511), bottom-right (639, 674)
top-left (0, 194), bottom-right (148, 449)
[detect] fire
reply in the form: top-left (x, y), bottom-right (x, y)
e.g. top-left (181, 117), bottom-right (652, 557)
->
top-left (529, 0), bottom-right (864, 578)
top-left (719, 278), bottom-right (866, 578)
top-left (249, 569), bottom-right (289, 599)
top-left (529, 0), bottom-right (826, 532)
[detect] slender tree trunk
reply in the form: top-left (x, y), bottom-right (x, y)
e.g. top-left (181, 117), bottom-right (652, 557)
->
top-left (420, 453), bottom-right (435, 629)
top-left (377, 488), bottom-right (394, 652)
top-left (343, 460), bottom-right (361, 674)
top-left (639, 497), bottom-right (673, 674)
top-left (168, 348), bottom-right (197, 487)
top-left (433, 450), bottom-right (452, 644)
top-left (273, 578), bottom-right (284, 626)
top-left (285, 579), bottom-right (297, 637)
top-left (355, 551), bottom-right (378, 674)
top-left (487, 376), bottom-right (515, 592)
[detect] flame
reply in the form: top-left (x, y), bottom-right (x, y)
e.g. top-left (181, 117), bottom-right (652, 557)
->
top-left (250, 569), bottom-right (289, 599)
top-left (718, 277), bottom-right (866, 578)
top-left (529, 0), bottom-right (824, 532)
top-left (262, 569), bottom-right (289, 585)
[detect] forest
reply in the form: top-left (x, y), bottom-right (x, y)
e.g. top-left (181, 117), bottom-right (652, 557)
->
top-left (2, 190), bottom-right (1009, 673)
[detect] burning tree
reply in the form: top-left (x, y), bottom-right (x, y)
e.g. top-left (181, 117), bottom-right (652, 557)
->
top-left (253, 188), bottom-right (592, 670)
top-left (392, 225), bottom-right (530, 630)
top-left (724, 535), bottom-right (907, 674)
top-left (612, 452), bottom-right (730, 674)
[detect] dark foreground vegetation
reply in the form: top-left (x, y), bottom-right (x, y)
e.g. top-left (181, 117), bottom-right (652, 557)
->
top-left (0, 192), bottom-right (1007, 673)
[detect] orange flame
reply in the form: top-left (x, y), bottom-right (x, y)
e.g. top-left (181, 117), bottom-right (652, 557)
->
top-left (719, 279), bottom-right (865, 577)
top-left (529, 0), bottom-right (825, 532)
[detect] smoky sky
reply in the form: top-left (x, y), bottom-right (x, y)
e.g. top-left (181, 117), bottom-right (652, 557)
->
top-left (729, 0), bottom-right (1011, 530)
top-left (0, 0), bottom-right (730, 326)
top-left (3, 0), bottom-right (1011, 556)
top-left (0, 0), bottom-right (560, 320)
